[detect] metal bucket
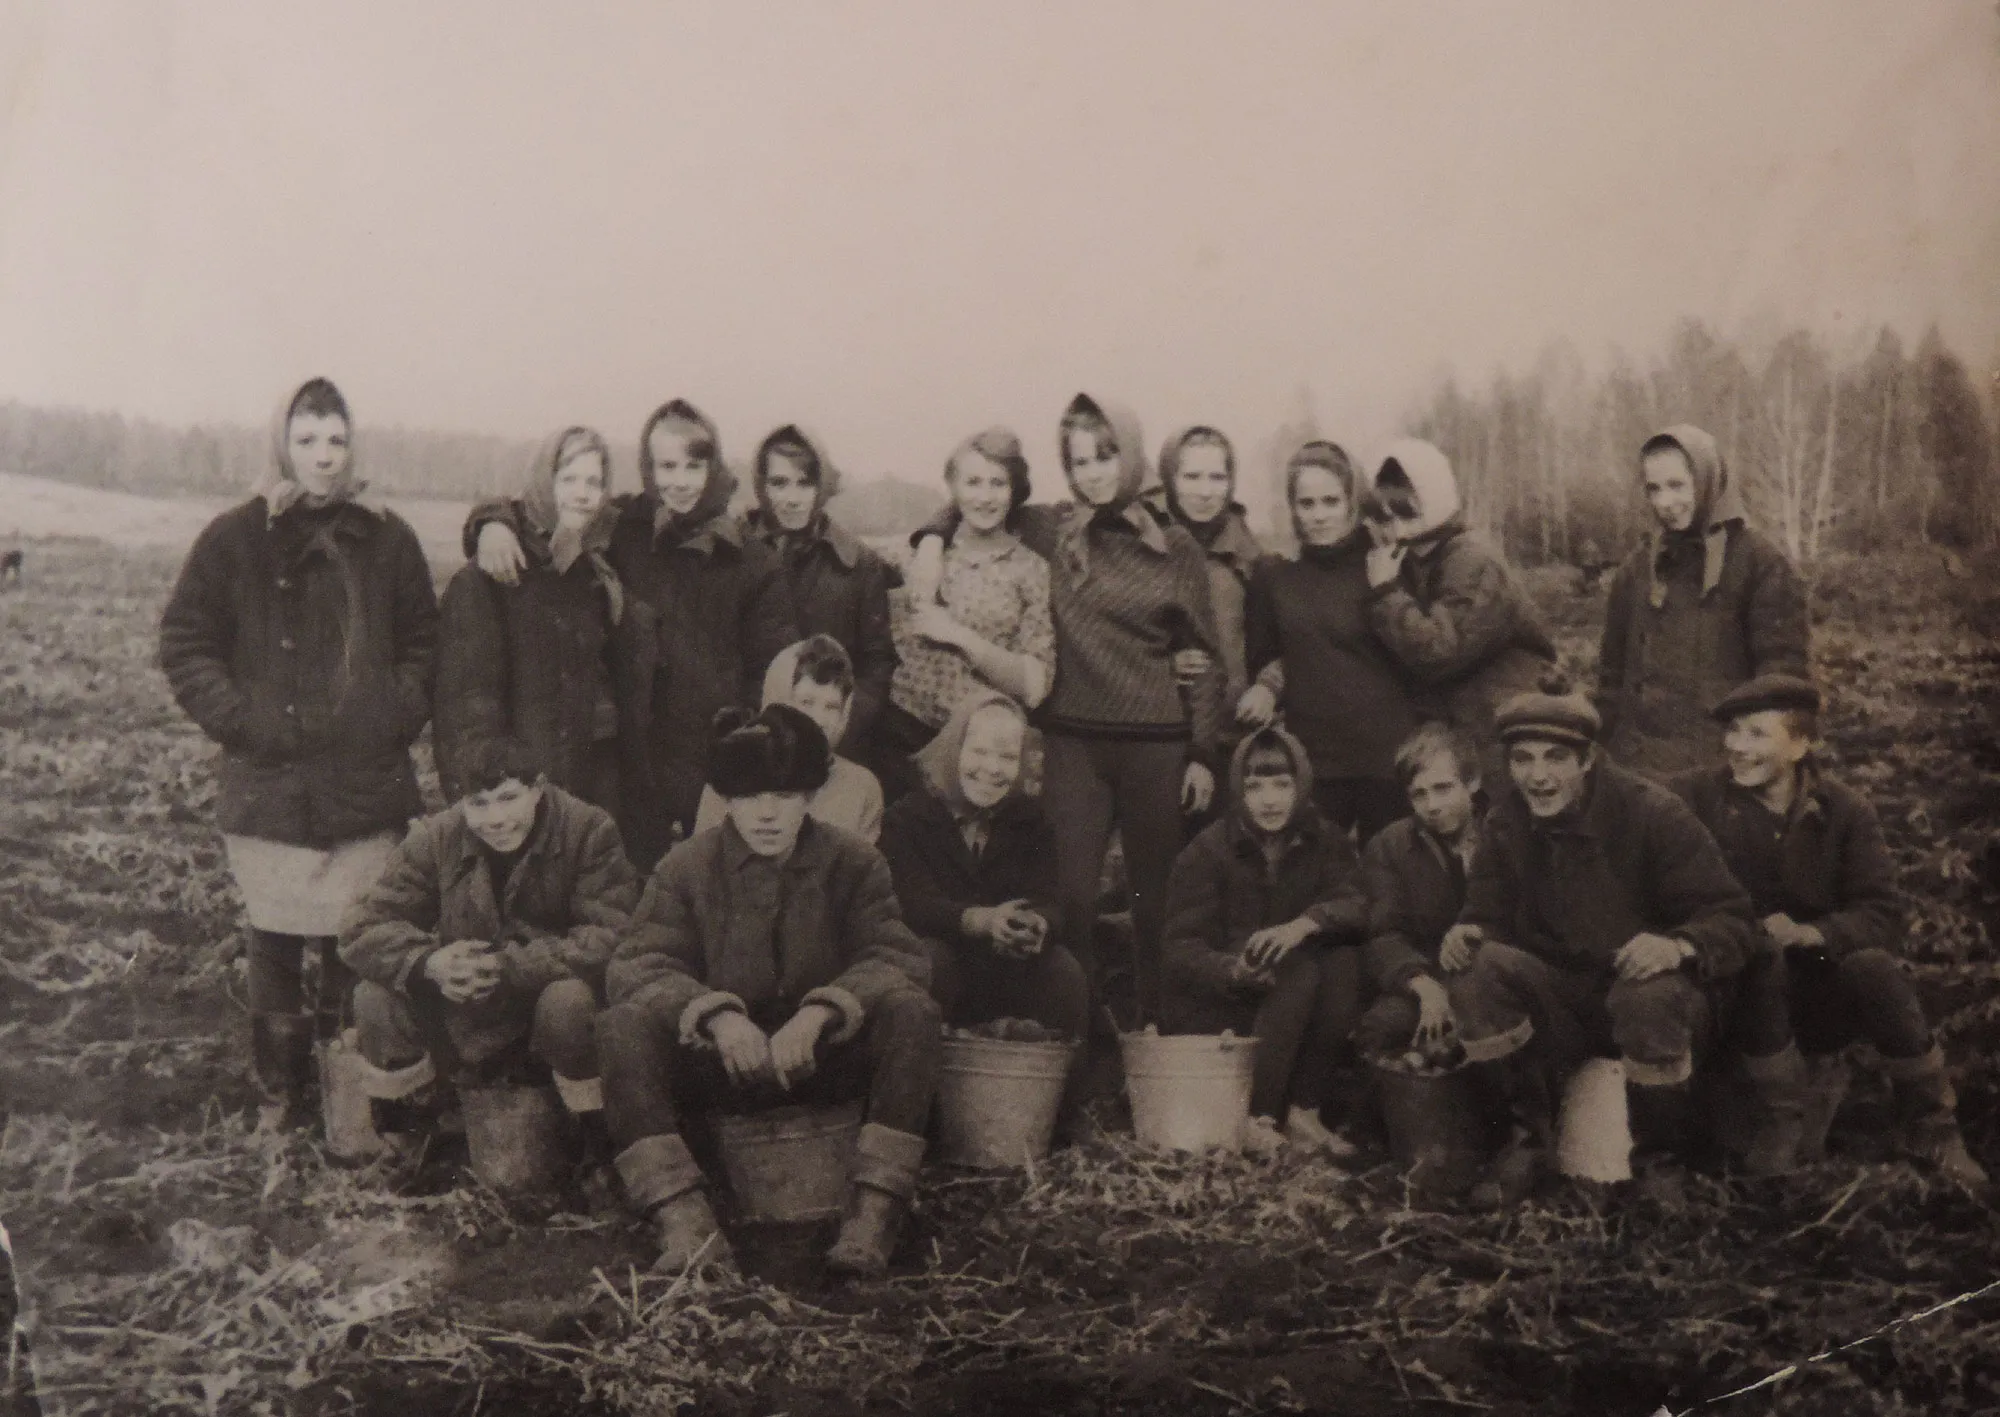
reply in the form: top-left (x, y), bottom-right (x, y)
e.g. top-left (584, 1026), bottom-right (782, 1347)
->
top-left (1119, 1031), bottom-right (1256, 1153)
top-left (461, 1084), bottom-right (567, 1195)
top-left (317, 1028), bottom-right (434, 1163)
top-left (1556, 1058), bottom-right (1632, 1182)
top-left (937, 1036), bottom-right (1076, 1169)
top-left (1372, 1063), bottom-right (1487, 1196)
top-left (715, 1101), bottom-right (863, 1222)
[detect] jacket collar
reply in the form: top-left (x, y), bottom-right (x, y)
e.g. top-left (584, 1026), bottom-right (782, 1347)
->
top-left (720, 813), bottom-right (834, 874)
top-left (745, 508), bottom-right (865, 569)
top-left (1201, 507), bottom-right (1264, 574)
top-left (1718, 759), bottom-right (1828, 825)
top-left (442, 794), bottom-right (556, 897)
top-left (1225, 801), bottom-right (1327, 859)
top-left (652, 501), bottom-right (744, 554)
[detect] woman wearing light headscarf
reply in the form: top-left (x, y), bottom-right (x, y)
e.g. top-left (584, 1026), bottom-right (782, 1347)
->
top-left (436, 426), bottom-right (639, 816)
top-left (160, 377), bottom-right (439, 1130)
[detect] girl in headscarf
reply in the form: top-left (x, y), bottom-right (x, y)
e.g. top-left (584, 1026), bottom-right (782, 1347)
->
top-left (1363, 439), bottom-right (1557, 779)
top-left (435, 426), bottom-right (637, 815)
top-left (469, 400), bottom-right (799, 865)
top-left (743, 426), bottom-right (900, 768)
top-left (1149, 426), bottom-right (1268, 715)
top-left (879, 690), bottom-right (1089, 1044)
top-left (1598, 425), bottom-right (1809, 778)
top-left (1239, 440), bottom-right (1418, 842)
top-left (884, 427), bottom-right (1055, 801)
top-left (160, 377), bottom-right (439, 1131)
top-left (910, 394), bottom-right (1229, 1027)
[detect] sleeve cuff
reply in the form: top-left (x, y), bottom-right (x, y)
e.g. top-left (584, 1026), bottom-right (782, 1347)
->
top-left (678, 991), bottom-right (748, 1047)
top-left (801, 985), bottom-right (867, 1045)
top-left (395, 946), bottom-right (438, 994)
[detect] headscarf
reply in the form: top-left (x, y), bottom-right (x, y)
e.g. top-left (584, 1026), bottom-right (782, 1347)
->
top-left (1639, 424), bottom-right (1746, 608)
top-left (1055, 392), bottom-right (1165, 578)
top-left (1157, 426), bottom-right (1237, 547)
top-left (518, 426), bottom-right (624, 623)
top-left (636, 398), bottom-right (738, 544)
top-left (1371, 439), bottom-right (1463, 543)
top-left (258, 376), bottom-right (369, 517)
top-left (1228, 725), bottom-right (1318, 837)
top-left (914, 688), bottom-right (1030, 819)
top-left (752, 424), bottom-right (844, 534)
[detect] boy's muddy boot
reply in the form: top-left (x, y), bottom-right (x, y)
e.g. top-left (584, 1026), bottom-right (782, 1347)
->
top-left (1469, 1058), bottom-right (1554, 1210)
top-left (252, 1013), bottom-right (317, 1133)
top-left (1742, 1044), bottom-right (1809, 1177)
top-left (827, 1123), bottom-right (924, 1279)
top-left (616, 1134), bottom-right (736, 1276)
top-left (1888, 1047), bottom-right (1989, 1193)
top-left (1796, 1053), bottom-right (1851, 1163)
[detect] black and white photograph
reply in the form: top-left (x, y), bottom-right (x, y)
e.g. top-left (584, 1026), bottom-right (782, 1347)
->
top-left (1, 3), bottom-right (1996, 1413)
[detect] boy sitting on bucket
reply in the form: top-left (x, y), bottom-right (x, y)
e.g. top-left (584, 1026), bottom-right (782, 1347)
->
top-left (598, 704), bottom-right (940, 1278)
top-left (1159, 725), bottom-right (1371, 1156)
top-left (1440, 684), bottom-right (1755, 1207)
top-left (1352, 723), bottom-right (1483, 1061)
top-left (338, 738), bottom-right (637, 1144)
top-left (1673, 675), bottom-right (1985, 1189)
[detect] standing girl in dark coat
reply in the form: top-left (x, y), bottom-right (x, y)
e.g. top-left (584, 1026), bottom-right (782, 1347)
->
top-left (912, 394), bottom-right (1228, 1026)
top-left (473, 401), bottom-right (798, 866)
top-left (160, 377), bottom-right (439, 1130)
top-left (1599, 424), bottom-right (1810, 778)
top-left (744, 425), bottom-right (900, 763)
top-left (1149, 427), bottom-right (1267, 716)
top-left (1239, 440), bottom-right (1417, 842)
top-left (435, 427), bottom-right (638, 817)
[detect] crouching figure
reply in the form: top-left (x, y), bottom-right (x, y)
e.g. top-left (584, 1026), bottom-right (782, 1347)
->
top-left (338, 739), bottom-right (637, 1143)
top-left (1441, 686), bottom-right (1755, 1207)
top-left (598, 704), bottom-right (940, 1278)
top-left (1675, 675), bottom-right (1985, 1189)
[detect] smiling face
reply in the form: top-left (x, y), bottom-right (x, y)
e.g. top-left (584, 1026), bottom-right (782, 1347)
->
top-left (949, 449), bottom-right (1016, 535)
top-left (788, 674), bottom-right (851, 751)
top-left (647, 423), bottom-right (712, 516)
top-left (725, 791), bottom-right (811, 857)
top-left (552, 450), bottom-right (608, 531)
top-left (1292, 465), bottom-right (1356, 546)
top-left (1723, 709), bottom-right (1812, 794)
top-left (1064, 422), bottom-right (1125, 507)
top-left (462, 777), bottom-right (544, 854)
top-left (1406, 753), bottom-right (1478, 841)
top-left (1642, 447), bottom-right (1700, 534)
top-left (286, 412), bottom-right (352, 499)
top-left (1507, 740), bottom-right (1592, 819)
top-left (763, 451), bottom-right (820, 533)
top-left (1172, 441), bottom-right (1232, 525)
top-left (957, 703), bottom-right (1025, 809)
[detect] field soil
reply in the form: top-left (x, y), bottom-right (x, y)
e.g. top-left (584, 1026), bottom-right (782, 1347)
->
top-left (1, 532), bottom-right (1997, 1415)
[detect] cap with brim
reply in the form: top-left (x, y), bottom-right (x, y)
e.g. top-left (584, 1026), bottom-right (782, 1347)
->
top-left (1495, 690), bottom-right (1601, 750)
top-left (1711, 674), bottom-right (1820, 723)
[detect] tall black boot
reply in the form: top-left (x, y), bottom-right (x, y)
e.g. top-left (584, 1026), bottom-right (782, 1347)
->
top-left (1468, 1055), bottom-right (1555, 1210)
top-left (252, 1013), bottom-right (316, 1132)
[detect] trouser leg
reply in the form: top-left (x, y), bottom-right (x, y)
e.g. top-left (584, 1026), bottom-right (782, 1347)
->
top-left (1249, 949), bottom-right (1323, 1120)
top-left (1042, 733), bottom-right (1118, 1000)
top-left (1110, 738), bottom-right (1198, 1028)
top-left (1447, 944), bottom-right (1596, 1148)
top-left (852, 986), bottom-right (943, 1137)
top-left (1352, 991), bottom-right (1423, 1059)
top-left (1730, 948), bottom-right (1808, 1174)
top-left (532, 978), bottom-right (603, 1114)
top-left (1607, 970), bottom-right (1710, 1156)
top-left (596, 999), bottom-right (687, 1148)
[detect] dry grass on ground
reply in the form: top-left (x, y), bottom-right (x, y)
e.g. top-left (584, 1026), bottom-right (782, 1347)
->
top-left (0, 538), bottom-right (1996, 1416)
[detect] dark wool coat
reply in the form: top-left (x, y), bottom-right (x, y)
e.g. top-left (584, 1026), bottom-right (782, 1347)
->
top-left (1160, 731), bottom-right (1369, 1002)
top-left (878, 788), bottom-right (1065, 957)
top-left (607, 818), bottom-right (930, 1045)
top-left (1245, 532), bottom-right (1418, 783)
top-left (1672, 764), bottom-right (1902, 960)
top-left (433, 531), bottom-right (650, 807)
top-left (1367, 524), bottom-right (1556, 756)
top-left (744, 508), bottom-right (899, 752)
top-left (1359, 815), bottom-right (1470, 995)
top-left (1461, 760), bottom-right (1755, 981)
top-left (339, 787), bottom-right (638, 1056)
top-left (160, 498), bottom-right (438, 847)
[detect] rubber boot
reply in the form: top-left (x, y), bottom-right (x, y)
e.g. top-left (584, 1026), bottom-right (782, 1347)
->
top-left (827, 1123), bottom-right (924, 1278)
top-left (252, 1013), bottom-right (317, 1133)
top-left (1741, 1043), bottom-right (1809, 1177)
top-left (615, 1134), bottom-right (734, 1275)
top-left (1626, 1080), bottom-right (1696, 1207)
top-left (1887, 1047), bottom-right (1989, 1193)
top-left (1468, 1056), bottom-right (1554, 1211)
top-left (1796, 1053), bottom-right (1851, 1163)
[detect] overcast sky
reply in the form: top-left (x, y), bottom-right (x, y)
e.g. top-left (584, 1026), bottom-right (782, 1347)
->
top-left (2, 1), bottom-right (1995, 499)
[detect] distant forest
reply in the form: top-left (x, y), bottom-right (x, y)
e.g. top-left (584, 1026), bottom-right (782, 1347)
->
top-left (3, 319), bottom-right (1994, 563)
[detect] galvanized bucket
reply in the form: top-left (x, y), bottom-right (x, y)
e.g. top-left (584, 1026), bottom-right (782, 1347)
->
top-left (1119, 1031), bottom-right (1256, 1153)
top-left (715, 1101), bottom-right (864, 1222)
top-left (937, 1036), bottom-right (1076, 1169)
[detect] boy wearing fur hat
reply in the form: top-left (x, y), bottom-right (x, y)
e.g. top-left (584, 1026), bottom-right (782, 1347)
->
top-left (1441, 686), bottom-right (1755, 1206)
top-left (1674, 675), bottom-right (1985, 1188)
top-left (597, 705), bottom-right (940, 1278)
top-left (1159, 725), bottom-right (1371, 1155)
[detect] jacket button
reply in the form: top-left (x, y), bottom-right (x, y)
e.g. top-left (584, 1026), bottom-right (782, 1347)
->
top-left (280, 637), bottom-right (296, 651)
top-left (275, 577), bottom-right (291, 590)
top-left (285, 705), bottom-right (297, 716)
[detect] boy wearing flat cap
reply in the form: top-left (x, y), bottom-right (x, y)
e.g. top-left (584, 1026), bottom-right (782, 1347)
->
top-left (596, 703), bottom-right (941, 1278)
top-left (1440, 682), bottom-right (1756, 1207)
top-left (1674, 675), bottom-right (1985, 1188)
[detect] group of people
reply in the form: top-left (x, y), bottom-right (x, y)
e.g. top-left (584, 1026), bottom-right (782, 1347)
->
top-left (157, 377), bottom-right (1985, 1280)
